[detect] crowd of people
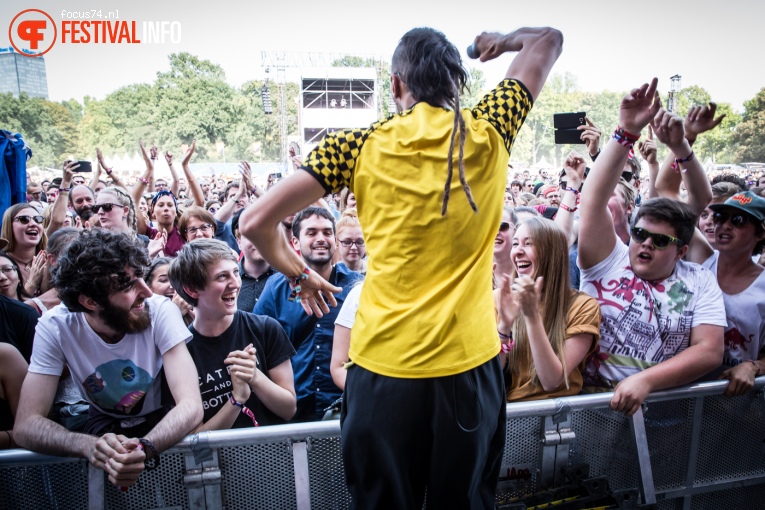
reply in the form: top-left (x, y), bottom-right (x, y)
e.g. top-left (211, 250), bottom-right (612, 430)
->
top-left (0, 23), bottom-right (763, 510)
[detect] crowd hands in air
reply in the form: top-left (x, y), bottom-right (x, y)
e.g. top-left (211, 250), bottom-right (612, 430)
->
top-left (0, 29), bottom-right (763, 490)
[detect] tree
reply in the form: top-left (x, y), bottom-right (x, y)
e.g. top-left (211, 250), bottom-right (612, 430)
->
top-left (733, 87), bottom-right (765, 162)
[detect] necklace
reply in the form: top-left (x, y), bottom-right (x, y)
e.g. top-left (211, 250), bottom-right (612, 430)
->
top-left (7, 253), bottom-right (32, 272)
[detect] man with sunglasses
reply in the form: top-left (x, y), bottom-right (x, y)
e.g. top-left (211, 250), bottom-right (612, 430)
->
top-left (684, 191), bottom-right (765, 397)
top-left (578, 78), bottom-right (726, 416)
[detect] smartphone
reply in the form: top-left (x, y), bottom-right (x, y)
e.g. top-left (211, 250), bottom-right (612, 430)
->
top-left (274, 172), bottom-right (283, 179)
top-left (75, 160), bottom-right (93, 172)
top-left (553, 112), bottom-right (587, 145)
top-left (289, 141), bottom-right (301, 158)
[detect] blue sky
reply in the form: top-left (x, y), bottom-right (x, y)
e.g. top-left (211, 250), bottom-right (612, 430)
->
top-left (2, 0), bottom-right (763, 111)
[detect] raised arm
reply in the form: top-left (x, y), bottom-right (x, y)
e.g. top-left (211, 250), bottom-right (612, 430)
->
top-left (239, 171), bottom-right (340, 317)
top-left (638, 126), bottom-right (660, 199)
top-left (96, 149), bottom-right (125, 189)
top-left (578, 78), bottom-right (661, 269)
top-left (215, 161), bottom-right (250, 224)
top-left (653, 104), bottom-right (718, 215)
top-left (46, 161), bottom-right (77, 237)
top-left (179, 141), bottom-right (205, 207)
top-left (131, 143), bottom-right (155, 235)
top-left (471, 27), bottom-right (563, 101)
top-left (554, 151), bottom-right (585, 247)
top-left (165, 151), bottom-right (181, 197)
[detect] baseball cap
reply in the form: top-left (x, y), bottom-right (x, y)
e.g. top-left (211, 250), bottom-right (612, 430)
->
top-left (709, 191), bottom-right (765, 224)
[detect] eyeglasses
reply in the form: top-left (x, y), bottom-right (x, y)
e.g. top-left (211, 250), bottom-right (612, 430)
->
top-left (184, 224), bottom-right (214, 235)
top-left (546, 194), bottom-right (561, 200)
top-left (712, 211), bottom-right (750, 228)
top-left (14, 215), bottom-right (44, 225)
top-left (622, 171), bottom-right (634, 182)
top-left (0, 265), bottom-right (18, 276)
top-left (92, 203), bottom-right (121, 214)
top-left (499, 222), bottom-right (516, 233)
top-left (339, 239), bottom-right (365, 248)
top-left (630, 227), bottom-right (683, 249)
top-left (66, 212), bottom-right (75, 218)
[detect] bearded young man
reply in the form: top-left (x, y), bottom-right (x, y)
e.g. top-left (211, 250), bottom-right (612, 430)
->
top-left (13, 229), bottom-right (202, 488)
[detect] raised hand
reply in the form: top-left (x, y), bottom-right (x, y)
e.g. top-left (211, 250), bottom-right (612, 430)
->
top-left (164, 151), bottom-right (173, 165)
top-left (96, 148), bottom-right (108, 171)
top-left (471, 32), bottom-right (508, 62)
top-left (139, 142), bottom-right (155, 171)
top-left (684, 102), bottom-right (725, 141)
top-left (650, 108), bottom-right (689, 154)
top-left (181, 140), bottom-right (196, 168)
top-left (562, 151), bottom-right (586, 188)
top-left (149, 144), bottom-right (159, 161)
top-left (239, 161), bottom-right (253, 190)
top-left (577, 117), bottom-right (601, 157)
top-left (619, 78), bottom-right (661, 135)
top-left (62, 160), bottom-right (79, 187)
top-left (638, 125), bottom-right (658, 164)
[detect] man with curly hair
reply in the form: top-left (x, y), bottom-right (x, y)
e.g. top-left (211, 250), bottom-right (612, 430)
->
top-left (14, 229), bottom-right (202, 488)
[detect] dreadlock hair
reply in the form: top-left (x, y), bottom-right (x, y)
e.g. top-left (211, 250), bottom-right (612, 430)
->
top-left (391, 27), bottom-right (474, 216)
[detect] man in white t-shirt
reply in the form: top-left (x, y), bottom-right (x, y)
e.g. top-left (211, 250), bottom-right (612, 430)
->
top-left (14, 229), bottom-right (203, 488)
top-left (577, 78), bottom-right (726, 416)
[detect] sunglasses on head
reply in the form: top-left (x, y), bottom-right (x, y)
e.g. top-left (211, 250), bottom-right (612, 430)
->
top-left (712, 211), bottom-right (750, 228)
top-left (14, 215), bottom-right (44, 225)
top-left (92, 203), bottom-right (121, 214)
top-left (499, 222), bottom-right (515, 233)
top-left (630, 227), bottom-right (683, 250)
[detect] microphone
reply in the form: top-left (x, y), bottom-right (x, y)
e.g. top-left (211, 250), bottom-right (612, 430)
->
top-left (467, 43), bottom-right (479, 59)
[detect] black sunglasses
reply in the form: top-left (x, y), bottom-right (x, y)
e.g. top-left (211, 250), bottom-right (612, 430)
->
top-left (630, 227), bottom-right (683, 250)
top-left (92, 203), bottom-right (122, 214)
top-left (621, 171), bottom-right (634, 182)
top-left (14, 215), bottom-right (44, 225)
top-left (499, 222), bottom-right (516, 232)
top-left (712, 211), bottom-right (750, 228)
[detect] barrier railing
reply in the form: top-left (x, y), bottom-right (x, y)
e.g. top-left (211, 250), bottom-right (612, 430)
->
top-left (1, 377), bottom-right (763, 509)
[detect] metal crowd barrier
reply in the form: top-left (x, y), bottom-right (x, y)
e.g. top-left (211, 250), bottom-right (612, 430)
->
top-left (1, 378), bottom-right (764, 510)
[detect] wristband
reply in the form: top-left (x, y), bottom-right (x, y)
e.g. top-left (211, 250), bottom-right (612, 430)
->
top-left (565, 187), bottom-right (580, 196)
top-left (748, 359), bottom-right (760, 377)
top-left (287, 267), bottom-right (311, 303)
top-left (590, 149), bottom-right (601, 161)
top-left (139, 177), bottom-right (149, 184)
top-left (59, 187), bottom-right (71, 193)
top-left (106, 167), bottom-right (113, 175)
top-left (671, 151), bottom-right (695, 173)
top-left (138, 438), bottom-right (160, 471)
top-left (498, 330), bottom-right (514, 353)
top-left (559, 203), bottom-right (577, 213)
top-left (230, 397), bottom-right (259, 427)
top-left (612, 126), bottom-right (640, 150)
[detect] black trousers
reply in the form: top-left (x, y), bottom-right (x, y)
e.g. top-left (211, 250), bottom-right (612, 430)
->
top-left (341, 356), bottom-right (506, 510)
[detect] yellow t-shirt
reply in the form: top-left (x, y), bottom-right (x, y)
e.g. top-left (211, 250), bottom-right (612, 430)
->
top-left (301, 79), bottom-right (532, 378)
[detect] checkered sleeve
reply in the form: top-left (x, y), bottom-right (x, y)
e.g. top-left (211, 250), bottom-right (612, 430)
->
top-left (471, 79), bottom-right (533, 154)
top-left (300, 128), bottom-right (370, 193)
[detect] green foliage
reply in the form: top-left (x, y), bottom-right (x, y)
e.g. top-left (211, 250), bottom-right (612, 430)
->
top-left (734, 87), bottom-right (765, 162)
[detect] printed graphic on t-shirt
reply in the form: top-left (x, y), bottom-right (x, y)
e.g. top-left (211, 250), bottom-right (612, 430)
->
top-left (82, 359), bottom-right (152, 415)
top-left (723, 324), bottom-right (757, 368)
top-left (199, 366), bottom-right (235, 411)
top-left (589, 270), bottom-right (694, 365)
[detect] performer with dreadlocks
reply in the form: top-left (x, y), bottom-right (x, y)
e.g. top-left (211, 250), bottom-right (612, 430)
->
top-left (240, 26), bottom-right (562, 509)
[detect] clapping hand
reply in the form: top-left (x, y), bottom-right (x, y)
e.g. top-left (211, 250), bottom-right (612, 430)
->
top-left (650, 109), bottom-right (689, 154)
top-left (514, 275), bottom-right (543, 318)
top-left (684, 102), bottom-right (725, 141)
